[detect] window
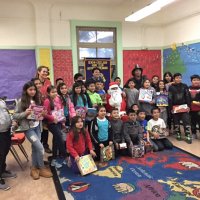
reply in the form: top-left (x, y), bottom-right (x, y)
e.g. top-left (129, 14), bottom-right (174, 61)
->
top-left (77, 27), bottom-right (117, 78)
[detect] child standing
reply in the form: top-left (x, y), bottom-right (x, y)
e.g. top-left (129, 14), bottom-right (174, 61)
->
top-left (66, 116), bottom-right (96, 173)
top-left (43, 86), bottom-right (67, 168)
top-left (114, 77), bottom-right (123, 91)
top-left (163, 72), bottom-right (174, 91)
top-left (147, 108), bottom-right (173, 151)
top-left (57, 82), bottom-right (76, 128)
top-left (156, 80), bottom-right (168, 125)
top-left (124, 78), bottom-right (139, 110)
top-left (0, 99), bottom-right (17, 190)
top-left (110, 108), bottom-right (125, 156)
top-left (90, 106), bottom-right (113, 161)
top-left (95, 80), bottom-right (106, 104)
top-left (86, 80), bottom-right (102, 108)
top-left (189, 75), bottom-right (200, 138)
top-left (123, 109), bottom-right (143, 154)
top-left (139, 79), bottom-right (156, 120)
top-left (14, 81), bottom-right (52, 180)
top-left (168, 73), bottom-right (192, 143)
top-left (71, 82), bottom-right (88, 109)
top-left (151, 75), bottom-right (159, 90)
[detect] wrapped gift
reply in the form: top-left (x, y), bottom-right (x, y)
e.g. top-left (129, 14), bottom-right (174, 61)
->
top-left (100, 144), bottom-right (115, 162)
top-left (173, 104), bottom-right (188, 113)
top-left (129, 144), bottom-right (145, 158)
top-left (27, 105), bottom-right (45, 121)
top-left (139, 89), bottom-right (153, 102)
top-left (156, 94), bottom-right (168, 107)
top-left (52, 109), bottom-right (65, 122)
top-left (75, 106), bottom-right (87, 119)
top-left (77, 154), bottom-right (97, 176)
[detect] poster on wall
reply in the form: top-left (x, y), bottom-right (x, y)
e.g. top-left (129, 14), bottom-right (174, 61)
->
top-left (84, 58), bottom-right (111, 90)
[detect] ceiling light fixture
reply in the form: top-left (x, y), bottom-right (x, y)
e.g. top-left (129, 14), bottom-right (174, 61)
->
top-left (125, 0), bottom-right (176, 22)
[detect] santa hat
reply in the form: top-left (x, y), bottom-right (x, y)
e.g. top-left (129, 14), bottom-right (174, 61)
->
top-left (109, 82), bottom-right (118, 89)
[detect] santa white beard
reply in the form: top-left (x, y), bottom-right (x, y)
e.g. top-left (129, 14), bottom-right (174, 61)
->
top-left (108, 88), bottom-right (122, 111)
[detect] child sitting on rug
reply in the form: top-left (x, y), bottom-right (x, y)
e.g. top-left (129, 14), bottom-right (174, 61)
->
top-left (90, 105), bottom-right (113, 165)
top-left (110, 108), bottom-right (126, 156)
top-left (66, 116), bottom-right (96, 173)
top-left (123, 109), bottom-right (144, 156)
top-left (147, 107), bottom-right (173, 152)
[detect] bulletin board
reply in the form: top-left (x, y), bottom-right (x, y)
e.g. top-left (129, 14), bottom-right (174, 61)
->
top-left (123, 50), bottom-right (162, 85)
top-left (0, 50), bottom-right (36, 99)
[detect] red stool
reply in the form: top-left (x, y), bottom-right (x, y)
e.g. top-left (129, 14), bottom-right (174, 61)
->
top-left (10, 133), bottom-right (29, 170)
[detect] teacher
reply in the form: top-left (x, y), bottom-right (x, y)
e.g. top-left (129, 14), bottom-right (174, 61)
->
top-left (36, 66), bottom-right (52, 154)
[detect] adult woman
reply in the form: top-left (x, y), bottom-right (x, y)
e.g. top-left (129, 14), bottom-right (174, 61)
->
top-left (36, 66), bottom-right (52, 153)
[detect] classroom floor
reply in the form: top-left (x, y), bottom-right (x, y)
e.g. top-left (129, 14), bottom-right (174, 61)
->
top-left (1, 134), bottom-right (200, 200)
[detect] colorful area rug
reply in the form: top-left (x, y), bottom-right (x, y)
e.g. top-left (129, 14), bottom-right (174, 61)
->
top-left (51, 147), bottom-right (200, 200)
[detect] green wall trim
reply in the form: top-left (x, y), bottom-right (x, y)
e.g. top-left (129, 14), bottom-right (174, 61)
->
top-left (70, 20), bottom-right (123, 82)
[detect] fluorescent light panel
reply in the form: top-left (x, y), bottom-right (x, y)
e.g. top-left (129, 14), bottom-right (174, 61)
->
top-left (125, 0), bottom-right (176, 22)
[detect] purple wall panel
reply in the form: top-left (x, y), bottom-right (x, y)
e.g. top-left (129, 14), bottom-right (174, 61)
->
top-left (0, 50), bottom-right (36, 99)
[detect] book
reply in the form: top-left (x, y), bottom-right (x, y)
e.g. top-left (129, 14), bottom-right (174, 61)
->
top-left (85, 108), bottom-right (97, 121)
top-left (173, 104), bottom-right (189, 113)
top-left (100, 144), bottom-right (115, 162)
top-left (77, 154), bottom-right (97, 176)
top-left (5, 99), bottom-right (17, 113)
top-left (75, 106), bottom-right (87, 119)
top-left (139, 89), bottom-right (153, 102)
top-left (52, 109), bottom-right (65, 122)
top-left (156, 94), bottom-right (168, 107)
top-left (27, 105), bottom-right (45, 121)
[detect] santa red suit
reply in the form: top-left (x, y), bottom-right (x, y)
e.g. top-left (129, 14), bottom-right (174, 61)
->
top-left (106, 82), bottom-right (126, 113)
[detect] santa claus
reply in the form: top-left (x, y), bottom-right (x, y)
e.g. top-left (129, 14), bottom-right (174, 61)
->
top-left (106, 82), bottom-right (126, 114)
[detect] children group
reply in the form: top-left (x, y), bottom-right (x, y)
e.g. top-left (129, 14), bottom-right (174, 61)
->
top-left (0, 64), bottom-right (199, 190)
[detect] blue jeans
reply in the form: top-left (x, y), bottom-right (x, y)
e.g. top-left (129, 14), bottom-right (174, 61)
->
top-left (25, 125), bottom-right (44, 168)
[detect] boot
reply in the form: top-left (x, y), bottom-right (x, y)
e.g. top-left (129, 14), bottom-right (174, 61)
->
top-left (30, 167), bottom-right (40, 180)
top-left (185, 126), bottom-right (192, 144)
top-left (174, 125), bottom-right (182, 141)
top-left (39, 167), bottom-right (53, 178)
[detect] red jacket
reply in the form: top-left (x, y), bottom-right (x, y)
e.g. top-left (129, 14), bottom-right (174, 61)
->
top-left (66, 130), bottom-right (93, 158)
top-left (43, 96), bottom-right (63, 123)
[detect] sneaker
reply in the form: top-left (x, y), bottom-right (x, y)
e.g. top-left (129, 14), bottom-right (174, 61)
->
top-left (51, 159), bottom-right (62, 169)
top-left (30, 167), bottom-right (40, 180)
top-left (2, 170), bottom-right (17, 179)
top-left (0, 179), bottom-right (10, 191)
top-left (39, 167), bottom-right (53, 178)
top-left (45, 147), bottom-right (52, 154)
